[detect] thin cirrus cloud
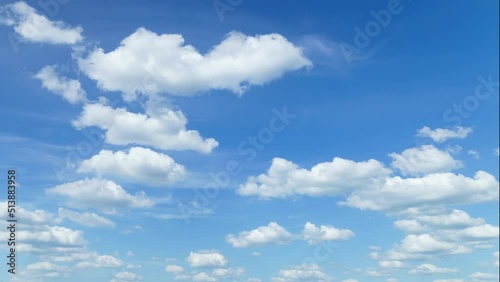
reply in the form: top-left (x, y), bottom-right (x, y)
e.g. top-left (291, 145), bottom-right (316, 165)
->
top-left (416, 126), bottom-right (473, 143)
top-left (0, 1), bottom-right (83, 44)
top-left (72, 103), bottom-right (218, 154)
top-left (45, 178), bottom-right (155, 214)
top-left (77, 27), bottom-right (312, 100)
top-left (77, 147), bottom-right (187, 186)
top-left (33, 65), bottom-right (87, 104)
top-left (237, 157), bottom-right (390, 198)
top-left (389, 145), bottom-right (463, 176)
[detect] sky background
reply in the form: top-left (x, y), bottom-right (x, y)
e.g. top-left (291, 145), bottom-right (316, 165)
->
top-left (0, 0), bottom-right (499, 281)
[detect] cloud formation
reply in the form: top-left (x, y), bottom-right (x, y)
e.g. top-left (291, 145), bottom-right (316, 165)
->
top-left (34, 65), bottom-right (87, 104)
top-left (78, 28), bottom-right (311, 99)
top-left (77, 147), bottom-right (186, 186)
top-left (72, 103), bottom-right (218, 153)
top-left (0, 1), bottom-right (83, 44)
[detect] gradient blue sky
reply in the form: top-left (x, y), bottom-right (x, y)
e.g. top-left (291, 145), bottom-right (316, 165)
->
top-left (0, 1), bottom-right (499, 281)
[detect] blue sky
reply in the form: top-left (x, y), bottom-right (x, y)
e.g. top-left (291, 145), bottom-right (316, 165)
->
top-left (0, 0), bottom-right (498, 281)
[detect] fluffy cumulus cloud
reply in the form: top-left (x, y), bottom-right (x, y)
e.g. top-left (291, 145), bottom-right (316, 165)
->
top-left (302, 222), bottom-right (354, 245)
top-left (72, 103), bottom-right (218, 153)
top-left (16, 225), bottom-right (86, 246)
top-left (409, 264), bottom-right (458, 274)
top-left (375, 233), bottom-right (472, 261)
top-left (45, 178), bottom-right (154, 214)
top-left (0, 1), bottom-right (83, 44)
top-left (0, 201), bottom-right (53, 225)
top-left (226, 222), bottom-right (293, 248)
top-left (373, 208), bottom-right (499, 265)
top-left (186, 250), bottom-right (228, 268)
top-left (343, 171), bottom-right (499, 211)
top-left (271, 263), bottom-right (332, 281)
top-left (394, 209), bottom-right (488, 234)
top-left (238, 157), bottom-right (390, 198)
top-left (111, 271), bottom-right (143, 282)
top-left (165, 265), bottom-right (184, 273)
top-left (416, 126), bottom-right (473, 143)
top-left (77, 147), bottom-right (186, 186)
top-left (57, 208), bottom-right (115, 228)
top-left (76, 254), bottom-right (122, 268)
top-left (78, 28), bottom-right (311, 99)
top-left (389, 145), bottom-right (462, 176)
top-left (34, 65), bottom-right (87, 104)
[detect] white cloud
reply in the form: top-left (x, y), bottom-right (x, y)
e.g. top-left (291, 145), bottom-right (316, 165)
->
top-left (78, 28), bottom-right (311, 99)
top-left (302, 222), bottom-right (354, 245)
top-left (493, 251), bottom-right (499, 267)
top-left (26, 261), bottom-right (65, 271)
top-left (17, 225), bottom-right (86, 246)
top-left (414, 209), bottom-right (485, 229)
top-left (468, 150), bottom-right (480, 159)
top-left (469, 272), bottom-right (499, 281)
top-left (417, 126), bottom-right (473, 143)
top-left (437, 223), bottom-right (499, 242)
top-left (344, 171), bottom-right (499, 211)
top-left (78, 147), bottom-right (186, 186)
top-left (192, 272), bottom-right (216, 282)
top-left (34, 65), bottom-right (87, 104)
top-left (212, 267), bottom-right (245, 279)
top-left (271, 263), bottom-right (332, 281)
top-left (495, 148), bottom-right (499, 156)
top-left (372, 233), bottom-right (471, 261)
top-left (186, 250), bottom-right (227, 268)
top-left (57, 208), bottom-right (115, 228)
top-left (165, 265), bottom-right (184, 273)
top-left (341, 280), bottom-right (359, 282)
top-left (0, 1), bottom-right (82, 44)
top-left (378, 260), bottom-right (405, 269)
top-left (389, 145), bottom-right (462, 175)
top-left (45, 178), bottom-right (154, 214)
top-left (409, 264), bottom-right (458, 274)
top-left (394, 209), bottom-right (486, 234)
top-left (0, 202), bottom-right (53, 224)
top-left (238, 157), bottom-right (390, 198)
top-left (432, 280), bottom-right (464, 282)
top-left (111, 271), bottom-right (143, 282)
top-left (76, 254), bottom-right (122, 268)
top-left (72, 103), bottom-right (218, 153)
top-left (400, 234), bottom-right (470, 254)
top-left (226, 222), bottom-right (293, 248)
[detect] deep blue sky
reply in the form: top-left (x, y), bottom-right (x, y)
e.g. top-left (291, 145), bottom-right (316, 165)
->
top-left (0, 1), bottom-right (498, 281)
